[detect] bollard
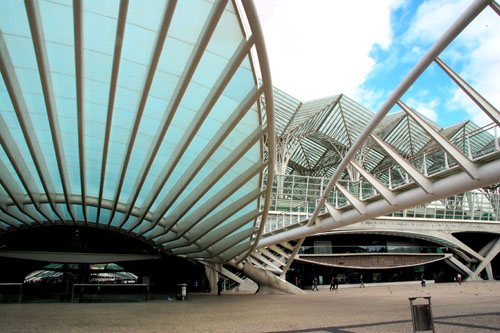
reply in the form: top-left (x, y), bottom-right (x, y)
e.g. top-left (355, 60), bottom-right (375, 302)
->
top-left (177, 283), bottom-right (188, 300)
top-left (409, 296), bottom-right (434, 332)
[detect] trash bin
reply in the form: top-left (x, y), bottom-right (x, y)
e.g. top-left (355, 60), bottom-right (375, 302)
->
top-left (177, 283), bottom-right (188, 301)
top-left (409, 297), bottom-right (434, 332)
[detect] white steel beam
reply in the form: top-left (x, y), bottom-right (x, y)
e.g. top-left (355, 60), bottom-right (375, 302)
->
top-left (474, 237), bottom-right (500, 278)
top-left (258, 158), bottom-right (500, 248)
top-left (187, 227), bottom-right (254, 258)
top-left (269, 245), bottom-right (291, 260)
top-left (0, 117), bottom-right (53, 222)
top-left (156, 187), bottom-right (263, 244)
top-left (259, 248), bottom-right (287, 266)
top-left (25, 0), bottom-right (76, 222)
top-left (335, 182), bottom-right (367, 215)
top-left (73, 0), bottom-right (87, 223)
top-left (237, 0), bottom-right (277, 264)
top-left (305, 0), bottom-right (491, 228)
top-left (371, 134), bottom-right (433, 193)
top-left (98, 0), bottom-right (129, 224)
top-left (0, 30), bottom-right (65, 222)
top-left (130, 36), bottom-right (257, 232)
top-left (155, 163), bottom-right (265, 238)
top-left (0, 160), bottom-right (40, 225)
top-left (171, 211), bottom-right (261, 254)
top-left (434, 57), bottom-right (500, 128)
top-left (110, 0), bottom-right (179, 228)
top-left (350, 161), bottom-right (396, 205)
top-left (148, 127), bottom-right (267, 235)
top-left (491, 1), bottom-right (500, 15)
top-left (398, 100), bottom-right (479, 179)
top-left (137, 86), bottom-right (264, 235)
top-left (250, 252), bottom-right (283, 273)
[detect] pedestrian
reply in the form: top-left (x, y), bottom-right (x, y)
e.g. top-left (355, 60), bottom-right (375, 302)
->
top-left (420, 273), bottom-right (426, 287)
top-left (359, 274), bottom-right (365, 288)
top-left (217, 277), bottom-right (223, 295)
top-left (330, 276), bottom-right (335, 291)
top-left (457, 273), bottom-right (462, 285)
top-left (334, 276), bottom-right (339, 291)
top-left (312, 277), bottom-right (319, 291)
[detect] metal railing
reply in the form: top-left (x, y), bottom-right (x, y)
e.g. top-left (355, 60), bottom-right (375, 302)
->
top-left (260, 123), bottom-right (500, 234)
top-left (262, 189), bottom-right (500, 234)
top-left (298, 245), bottom-right (450, 255)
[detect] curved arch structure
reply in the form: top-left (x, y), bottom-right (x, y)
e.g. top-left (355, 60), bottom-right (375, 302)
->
top-left (0, 0), bottom-right (275, 263)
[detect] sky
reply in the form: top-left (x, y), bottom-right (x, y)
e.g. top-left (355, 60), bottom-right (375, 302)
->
top-left (254, 0), bottom-right (500, 128)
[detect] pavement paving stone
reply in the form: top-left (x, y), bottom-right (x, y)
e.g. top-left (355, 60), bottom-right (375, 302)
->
top-left (1, 281), bottom-right (500, 332)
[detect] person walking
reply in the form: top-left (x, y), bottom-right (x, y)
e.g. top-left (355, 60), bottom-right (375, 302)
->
top-left (329, 276), bottom-right (335, 291)
top-left (312, 277), bottom-right (319, 291)
top-left (334, 276), bottom-right (339, 291)
top-left (217, 277), bottom-right (223, 295)
top-left (359, 274), bottom-right (365, 288)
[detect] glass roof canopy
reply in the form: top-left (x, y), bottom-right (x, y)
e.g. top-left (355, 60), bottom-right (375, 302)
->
top-left (0, 0), bottom-right (275, 263)
top-left (269, 87), bottom-right (497, 181)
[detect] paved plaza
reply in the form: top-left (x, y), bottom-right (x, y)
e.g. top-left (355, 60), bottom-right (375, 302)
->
top-left (1, 281), bottom-right (500, 332)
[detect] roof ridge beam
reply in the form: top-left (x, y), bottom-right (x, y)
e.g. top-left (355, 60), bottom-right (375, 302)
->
top-left (73, 0), bottom-right (87, 223)
top-left (108, 0), bottom-right (178, 225)
top-left (0, 30), bottom-right (65, 222)
top-left (171, 211), bottom-right (261, 254)
top-left (158, 185), bottom-right (264, 244)
top-left (97, 0), bottom-right (129, 224)
top-left (25, 0), bottom-right (76, 222)
top-left (0, 116), bottom-right (53, 222)
top-left (145, 126), bottom-right (267, 234)
top-left (217, 235), bottom-right (254, 262)
top-left (137, 86), bottom-right (263, 235)
top-left (0, 160), bottom-right (41, 225)
top-left (124, 35), bottom-right (256, 226)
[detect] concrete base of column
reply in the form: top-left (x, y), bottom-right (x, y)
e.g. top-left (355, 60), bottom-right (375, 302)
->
top-left (234, 260), bottom-right (305, 295)
top-left (205, 263), bottom-right (221, 295)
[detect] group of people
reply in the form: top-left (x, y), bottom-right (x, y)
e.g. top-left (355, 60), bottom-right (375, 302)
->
top-left (329, 276), bottom-right (339, 291)
top-left (311, 276), bottom-right (339, 291)
top-left (420, 272), bottom-right (463, 287)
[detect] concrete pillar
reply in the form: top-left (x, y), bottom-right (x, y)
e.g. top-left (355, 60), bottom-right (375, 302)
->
top-left (485, 263), bottom-right (494, 280)
top-left (231, 260), bottom-right (305, 295)
top-left (205, 263), bottom-right (221, 295)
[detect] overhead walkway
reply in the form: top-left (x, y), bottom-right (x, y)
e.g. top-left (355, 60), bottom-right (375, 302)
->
top-left (251, 173), bottom-right (500, 277)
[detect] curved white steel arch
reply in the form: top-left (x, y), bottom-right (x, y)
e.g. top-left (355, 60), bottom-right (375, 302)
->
top-left (0, 0), bottom-right (275, 263)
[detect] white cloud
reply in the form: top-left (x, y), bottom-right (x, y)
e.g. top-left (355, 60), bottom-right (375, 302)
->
top-left (455, 9), bottom-right (500, 126)
top-left (403, 0), bottom-right (470, 45)
top-left (406, 97), bottom-right (439, 123)
top-left (254, 0), bottom-right (402, 101)
top-left (404, 0), bottom-right (500, 127)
